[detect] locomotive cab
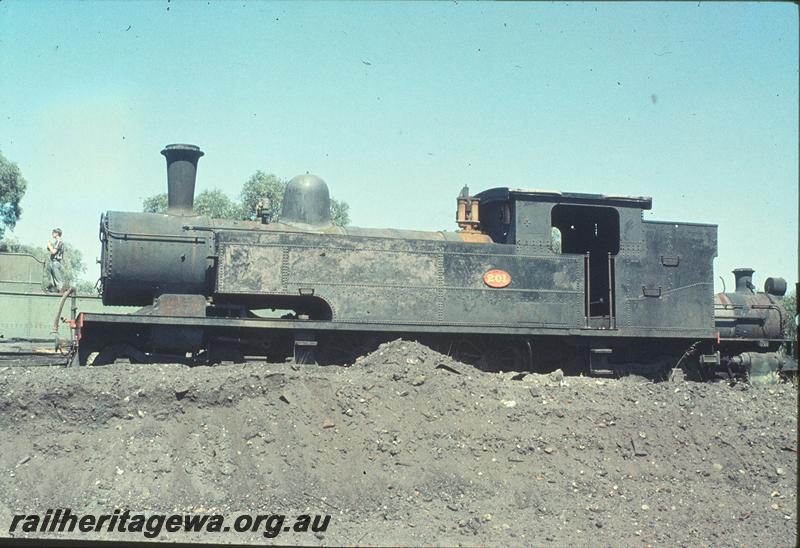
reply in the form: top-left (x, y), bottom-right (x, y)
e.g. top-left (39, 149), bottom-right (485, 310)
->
top-left (474, 188), bottom-right (651, 324)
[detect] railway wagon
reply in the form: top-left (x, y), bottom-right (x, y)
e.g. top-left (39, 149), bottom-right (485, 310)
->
top-left (0, 252), bottom-right (132, 341)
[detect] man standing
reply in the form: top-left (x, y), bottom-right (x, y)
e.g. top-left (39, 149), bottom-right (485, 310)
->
top-left (46, 228), bottom-right (64, 293)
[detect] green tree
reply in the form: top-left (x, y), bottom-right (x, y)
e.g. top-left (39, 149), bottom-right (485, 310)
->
top-left (194, 189), bottom-right (244, 219)
top-left (550, 227), bottom-right (562, 253)
top-left (142, 193), bottom-right (168, 214)
top-left (239, 171), bottom-right (351, 225)
top-left (330, 198), bottom-right (350, 227)
top-left (143, 190), bottom-right (244, 219)
top-left (240, 171), bottom-right (287, 221)
top-left (143, 171), bottom-right (351, 226)
top-left (784, 290), bottom-right (797, 343)
top-left (0, 150), bottom-right (27, 239)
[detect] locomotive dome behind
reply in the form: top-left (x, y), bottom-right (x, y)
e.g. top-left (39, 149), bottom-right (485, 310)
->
top-left (67, 144), bottom-right (796, 382)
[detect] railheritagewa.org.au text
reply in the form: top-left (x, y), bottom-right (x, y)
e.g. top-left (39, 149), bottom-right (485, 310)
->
top-left (9, 508), bottom-right (331, 539)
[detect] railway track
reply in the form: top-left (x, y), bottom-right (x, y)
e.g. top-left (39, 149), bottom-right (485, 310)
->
top-left (0, 340), bottom-right (68, 367)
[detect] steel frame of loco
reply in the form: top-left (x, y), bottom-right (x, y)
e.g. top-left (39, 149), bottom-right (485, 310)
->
top-left (67, 144), bottom-right (796, 380)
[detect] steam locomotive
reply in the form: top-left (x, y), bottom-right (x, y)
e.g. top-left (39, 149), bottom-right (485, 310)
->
top-left (68, 144), bottom-right (796, 380)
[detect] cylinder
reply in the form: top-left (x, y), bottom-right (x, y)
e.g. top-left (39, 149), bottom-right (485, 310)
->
top-left (469, 199), bottom-right (480, 223)
top-left (456, 199), bottom-right (467, 223)
top-left (161, 144), bottom-right (204, 216)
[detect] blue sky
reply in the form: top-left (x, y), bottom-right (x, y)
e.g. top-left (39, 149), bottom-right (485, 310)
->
top-left (1, 1), bottom-right (797, 292)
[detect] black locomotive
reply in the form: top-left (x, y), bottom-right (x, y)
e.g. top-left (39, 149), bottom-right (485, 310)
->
top-left (70, 144), bottom-right (796, 380)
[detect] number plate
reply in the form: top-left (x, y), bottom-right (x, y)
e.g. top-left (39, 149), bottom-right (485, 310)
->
top-left (483, 269), bottom-right (511, 288)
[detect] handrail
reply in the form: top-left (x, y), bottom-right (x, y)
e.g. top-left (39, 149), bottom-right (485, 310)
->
top-left (103, 228), bottom-right (207, 243)
top-left (0, 252), bottom-right (46, 265)
top-left (585, 252), bottom-right (590, 327)
top-left (608, 252), bottom-right (615, 329)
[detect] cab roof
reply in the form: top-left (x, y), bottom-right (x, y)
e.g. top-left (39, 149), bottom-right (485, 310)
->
top-left (474, 187), bottom-right (652, 210)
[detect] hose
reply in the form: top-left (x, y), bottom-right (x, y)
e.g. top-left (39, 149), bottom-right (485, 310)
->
top-left (52, 287), bottom-right (77, 334)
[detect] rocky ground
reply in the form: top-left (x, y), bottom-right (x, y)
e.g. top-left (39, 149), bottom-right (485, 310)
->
top-left (0, 339), bottom-right (796, 546)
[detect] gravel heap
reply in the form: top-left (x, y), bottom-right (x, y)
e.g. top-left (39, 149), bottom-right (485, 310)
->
top-left (0, 339), bottom-right (796, 546)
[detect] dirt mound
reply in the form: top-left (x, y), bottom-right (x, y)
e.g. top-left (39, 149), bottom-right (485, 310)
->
top-left (0, 340), bottom-right (796, 546)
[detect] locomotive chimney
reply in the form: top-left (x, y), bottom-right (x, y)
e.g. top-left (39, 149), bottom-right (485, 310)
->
top-left (733, 268), bottom-right (755, 293)
top-left (160, 144), bottom-right (204, 216)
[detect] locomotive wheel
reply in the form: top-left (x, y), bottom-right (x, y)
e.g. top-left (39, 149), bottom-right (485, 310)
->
top-left (317, 333), bottom-right (383, 365)
top-left (91, 344), bottom-right (146, 366)
top-left (448, 337), bottom-right (489, 369)
top-left (449, 336), bottom-right (528, 372)
top-left (205, 341), bottom-right (245, 364)
top-left (490, 339), bottom-right (530, 372)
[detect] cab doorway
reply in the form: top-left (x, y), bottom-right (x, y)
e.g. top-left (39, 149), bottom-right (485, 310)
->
top-left (551, 204), bottom-right (619, 323)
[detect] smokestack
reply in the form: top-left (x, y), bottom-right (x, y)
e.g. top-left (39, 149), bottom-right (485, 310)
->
top-left (733, 268), bottom-right (755, 293)
top-left (160, 144), bottom-right (204, 216)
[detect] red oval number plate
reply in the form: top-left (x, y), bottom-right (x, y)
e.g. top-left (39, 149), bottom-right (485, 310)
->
top-left (483, 269), bottom-right (511, 288)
